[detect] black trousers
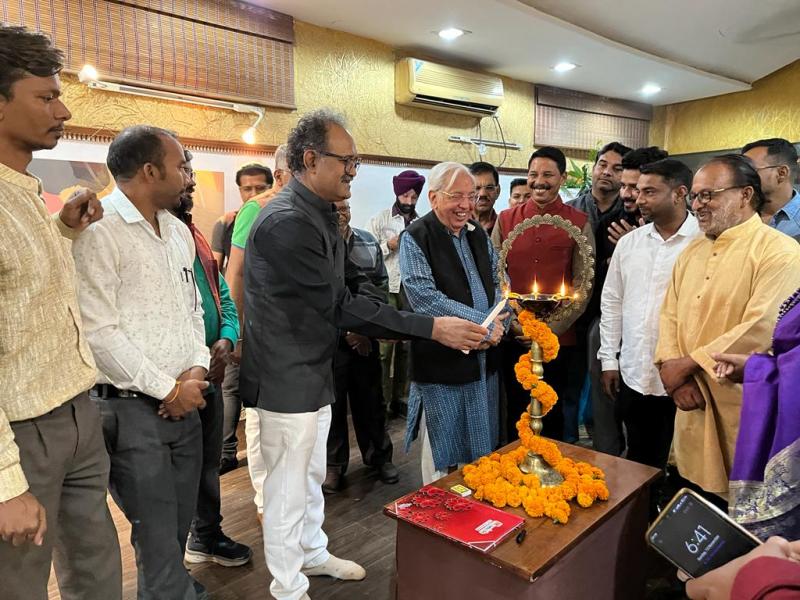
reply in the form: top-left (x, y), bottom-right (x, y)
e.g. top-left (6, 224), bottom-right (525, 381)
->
top-left (190, 384), bottom-right (224, 542)
top-left (327, 340), bottom-right (393, 474)
top-left (220, 362), bottom-right (240, 462)
top-left (95, 394), bottom-right (202, 600)
top-left (617, 379), bottom-right (676, 470)
top-left (501, 339), bottom-right (583, 442)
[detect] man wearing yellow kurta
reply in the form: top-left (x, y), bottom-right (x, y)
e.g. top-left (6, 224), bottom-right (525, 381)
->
top-left (655, 155), bottom-right (800, 496)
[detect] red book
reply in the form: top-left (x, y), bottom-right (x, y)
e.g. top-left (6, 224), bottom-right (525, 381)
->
top-left (390, 485), bottom-right (525, 553)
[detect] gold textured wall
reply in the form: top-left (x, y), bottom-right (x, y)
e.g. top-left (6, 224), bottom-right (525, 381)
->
top-left (63, 20), bottom-right (535, 168)
top-left (650, 60), bottom-right (800, 154)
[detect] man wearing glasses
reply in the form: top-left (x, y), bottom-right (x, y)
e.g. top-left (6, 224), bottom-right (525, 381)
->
top-left (240, 108), bottom-right (488, 600)
top-left (742, 138), bottom-right (800, 242)
top-left (655, 154), bottom-right (800, 506)
top-left (469, 161), bottom-right (501, 235)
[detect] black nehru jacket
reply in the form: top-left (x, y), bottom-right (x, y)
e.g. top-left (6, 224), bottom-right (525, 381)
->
top-left (405, 211), bottom-right (499, 385)
top-left (240, 178), bottom-right (434, 413)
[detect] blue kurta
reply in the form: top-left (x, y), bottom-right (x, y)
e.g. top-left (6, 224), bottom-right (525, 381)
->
top-left (399, 223), bottom-right (502, 471)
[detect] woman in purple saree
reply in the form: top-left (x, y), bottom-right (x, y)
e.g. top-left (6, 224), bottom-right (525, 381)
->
top-left (713, 289), bottom-right (800, 540)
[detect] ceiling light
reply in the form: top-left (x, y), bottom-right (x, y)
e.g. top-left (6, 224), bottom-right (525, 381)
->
top-left (438, 28), bottom-right (465, 41)
top-left (552, 62), bottom-right (577, 73)
top-left (78, 64), bottom-right (99, 83)
top-left (641, 84), bottom-right (662, 96)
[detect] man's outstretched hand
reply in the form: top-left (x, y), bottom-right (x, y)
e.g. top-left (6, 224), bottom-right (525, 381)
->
top-left (431, 317), bottom-right (488, 352)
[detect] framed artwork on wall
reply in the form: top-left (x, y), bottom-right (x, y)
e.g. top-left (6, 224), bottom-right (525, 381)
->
top-left (31, 138), bottom-right (271, 241)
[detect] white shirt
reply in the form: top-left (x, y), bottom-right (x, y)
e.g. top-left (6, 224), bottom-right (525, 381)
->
top-left (598, 214), bottom-right (700, 396)
top-left (72, 189), bottom-right (210, 400)
top-left (365, 205), bottom-right (417, 294)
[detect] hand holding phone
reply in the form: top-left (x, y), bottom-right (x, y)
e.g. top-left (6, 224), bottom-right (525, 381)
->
top-left (684, 536), bottom-right (799, 599)
top-left (646, 488), bottom-right (761, 579)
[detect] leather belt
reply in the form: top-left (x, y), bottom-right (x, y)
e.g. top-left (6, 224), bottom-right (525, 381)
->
top-left (91, 384), bottom-right (140, 398)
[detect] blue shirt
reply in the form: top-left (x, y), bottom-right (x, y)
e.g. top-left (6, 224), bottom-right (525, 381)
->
top-left (769, 189), bottom-right (800, 242)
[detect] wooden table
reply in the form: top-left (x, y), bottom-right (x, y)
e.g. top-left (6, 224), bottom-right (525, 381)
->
top-left (385, 440), bottom-right (660, 600)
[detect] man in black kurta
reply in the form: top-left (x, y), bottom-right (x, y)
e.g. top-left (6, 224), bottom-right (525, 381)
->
top-left (239, 109), bottom-right (487, 600)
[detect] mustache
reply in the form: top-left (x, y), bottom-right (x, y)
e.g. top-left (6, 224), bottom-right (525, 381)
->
top-left (532, 184), bottom-right (551, 191)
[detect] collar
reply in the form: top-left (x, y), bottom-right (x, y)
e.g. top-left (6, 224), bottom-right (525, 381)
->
top-left (105, 187), bottom-right (176, 233)
top-left (392, 202), bottom-right (418, 220)
top-left (105, 188), bottom-right (146, 223)
top-left (530, 195), bottom-right (564, 214)
top-left (713, 213), bottom-right (763, 243)
top-left (0, 161), bottom-right (42, 194)
top-left (289, 177), bottom-right (337, 219)
top-left (646, 212), bottom-right (699, 241)
top-left (774, 189), bottom-right (800, 221)
top-left (578, 189), bottom-right (621, 215)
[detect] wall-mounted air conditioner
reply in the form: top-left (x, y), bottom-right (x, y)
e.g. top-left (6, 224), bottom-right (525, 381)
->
top-left (395, 57), bottom-right (504, 118)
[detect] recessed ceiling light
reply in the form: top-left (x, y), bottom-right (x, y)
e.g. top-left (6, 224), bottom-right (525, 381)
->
top-left (553, 62), bottom-right (577, 73)
top-left (641, 84), bottom-right (662, 96)
top-left (438, 28), bottom-right (465, 41)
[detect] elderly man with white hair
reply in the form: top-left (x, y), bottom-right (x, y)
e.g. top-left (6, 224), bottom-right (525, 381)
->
top-left (399, 161), bottom-right (508, 484)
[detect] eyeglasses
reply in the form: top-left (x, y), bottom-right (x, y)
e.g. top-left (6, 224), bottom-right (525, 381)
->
top-left (756, 164), bottom-right (783, 172)
top-left (476, 184), bottom-right (499, 192)
top-left (439, 190), bottom-right (477, 202)
top-left (687, 186), bottom-right (744, 205)
top-left (318, 150), bottom-right (362, 172)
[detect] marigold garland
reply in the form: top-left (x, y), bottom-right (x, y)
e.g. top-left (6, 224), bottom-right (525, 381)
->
top-left (517, 310), bottom-right (559, 361)
top-left (462, 415), bottom-right (609, 524)
top-left (462, 311), bottom-right (609, 524)
top-left (513, 310), bottom-right (560, 416)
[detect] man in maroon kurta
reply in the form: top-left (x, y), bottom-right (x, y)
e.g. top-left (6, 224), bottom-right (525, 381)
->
top-left (492, 146), bottom-right (595, 442)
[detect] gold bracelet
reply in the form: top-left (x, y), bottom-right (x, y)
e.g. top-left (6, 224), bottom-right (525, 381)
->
top-left (164, 381), bottom-right (181, 404)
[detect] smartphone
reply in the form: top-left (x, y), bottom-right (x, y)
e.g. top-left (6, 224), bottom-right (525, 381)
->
top-left (646, 488), bottom-right (761, 578)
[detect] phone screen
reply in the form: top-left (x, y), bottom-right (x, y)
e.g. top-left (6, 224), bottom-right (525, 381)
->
top-left (647, 490), bottom-right (759, 578)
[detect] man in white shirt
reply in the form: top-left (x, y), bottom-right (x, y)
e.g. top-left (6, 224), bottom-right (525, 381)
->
top-left (598, 158), bottom-right (699, 471)
top-left (72, 126), bottom-right (212, 600)
top-left (365, 169), bottom-right (425, 416)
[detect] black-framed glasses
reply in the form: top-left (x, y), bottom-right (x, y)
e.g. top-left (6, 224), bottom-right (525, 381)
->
top-left (318, 150), bottom-right (362, 172)
top-left (756, 164), bottom-right (784, 172)
top-left (439, 190), bottom-right (478, 202)
top-left (688, 186), bottom-right (744, 205)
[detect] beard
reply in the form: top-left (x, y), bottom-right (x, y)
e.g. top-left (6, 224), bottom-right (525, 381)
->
top-left (394, 199), bottom-right (415, 215)
top-left (174, 191), bottom-right (194, 222)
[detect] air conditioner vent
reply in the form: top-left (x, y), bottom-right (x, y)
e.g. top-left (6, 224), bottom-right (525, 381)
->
top-left (396, 58), bottom-right (504, 117)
